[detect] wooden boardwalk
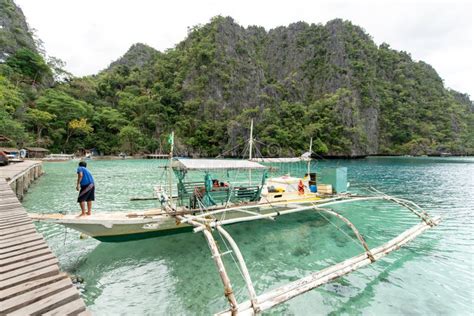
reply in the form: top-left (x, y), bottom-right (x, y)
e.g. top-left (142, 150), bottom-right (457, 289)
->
top-left (0, 179), bottom-right (89, 315)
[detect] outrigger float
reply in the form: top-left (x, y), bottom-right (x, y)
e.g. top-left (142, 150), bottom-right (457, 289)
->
top-left (30, 127), bottom-right (441, 315)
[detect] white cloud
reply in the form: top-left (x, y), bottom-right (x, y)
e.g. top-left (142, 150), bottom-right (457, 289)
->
top-left (15, 0), bottom-right (473, 97)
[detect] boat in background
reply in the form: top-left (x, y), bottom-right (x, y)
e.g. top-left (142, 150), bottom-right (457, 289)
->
top-left (43, 153), bottom-right (75, 161)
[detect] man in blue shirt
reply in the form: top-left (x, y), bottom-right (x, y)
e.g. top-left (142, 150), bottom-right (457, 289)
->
top-left (76, 161), bottom-right (95, 216)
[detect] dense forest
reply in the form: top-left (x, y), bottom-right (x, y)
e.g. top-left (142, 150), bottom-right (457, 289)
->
top-left (1, 0), bottom-right (473, 157)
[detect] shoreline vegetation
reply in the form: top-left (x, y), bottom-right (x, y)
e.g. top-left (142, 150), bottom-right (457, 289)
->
top-left (34, 154), bottom-right (474, 161)
top-left (1, 0), bottom-right (473, 159)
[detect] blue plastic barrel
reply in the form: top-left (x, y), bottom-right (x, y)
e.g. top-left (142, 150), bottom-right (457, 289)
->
top-left (309, 185), bottom-right (317, 193)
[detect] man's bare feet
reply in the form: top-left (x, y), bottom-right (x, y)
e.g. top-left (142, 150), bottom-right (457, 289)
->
top-left (86, 212), bottom-right (91, 216)
top-left (78, 213), bottom-right (86, 217)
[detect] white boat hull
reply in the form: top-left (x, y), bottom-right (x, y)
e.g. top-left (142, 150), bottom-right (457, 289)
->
top-left (30, 211), bottom-right (193, 242)
top-left (29, 193), bottom-right (332, 242)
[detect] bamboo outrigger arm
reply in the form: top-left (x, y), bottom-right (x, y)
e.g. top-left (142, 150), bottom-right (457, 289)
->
top-left (369, 187), bottom-right (435, 226)
top-left (314, 208), bottom-right (375, 262)
top-left (175, 215), bottom-right (241, 314)
top-left (215, 215), bottom-right (441, 315)
top-left (191, 196), bottom-right (386, 233)
top-left (202, 228), bottom-right (240, 314)
top-left (182, 194), bottom-right (441, 315)
top-left (216, 226), bottom-right (260, 313)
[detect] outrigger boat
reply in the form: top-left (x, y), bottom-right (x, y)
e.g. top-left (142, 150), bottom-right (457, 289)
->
top-left (29, 157), bottom-right (345, 242)
top-left (29, 126), bottom-right (441, 315)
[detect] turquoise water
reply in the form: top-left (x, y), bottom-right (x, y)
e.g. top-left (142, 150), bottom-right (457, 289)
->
top-left (22, 157), bottom-right (474, 315)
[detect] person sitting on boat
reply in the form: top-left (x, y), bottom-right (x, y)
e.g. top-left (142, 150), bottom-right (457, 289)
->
top-left (76, 161), bottom-right (95, 216)
top-left (212, 179), bottom-right (220, 187)
top-left (298, 180), bottom-right (305, 195)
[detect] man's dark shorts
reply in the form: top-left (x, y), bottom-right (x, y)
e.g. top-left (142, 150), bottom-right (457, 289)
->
top-left (78, 184), bottom-right (95, 203)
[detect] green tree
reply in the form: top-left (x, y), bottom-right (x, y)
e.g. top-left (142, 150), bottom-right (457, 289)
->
top-left (35, 89), bottom-right (93, 151)
top-left (6, 48), bottom-right (52, 84)
top-left (64, 118), bottom-right (93, 150)
top-left (0, 75), bottom-right (23, 113)
top-left (0, 108), bottom-right (28, 145)
top-left (25, 108), bottom-right (56, 143)
top-left (119, 125), bottom-right (143, 154)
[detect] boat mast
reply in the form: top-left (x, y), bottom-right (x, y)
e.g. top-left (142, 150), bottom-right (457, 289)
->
top-left (168, 131), bottom-right (174, 208)
top-left (248, 119), bottom-right (254, 185)
top-left (307, 137), bottom-right (313, 177)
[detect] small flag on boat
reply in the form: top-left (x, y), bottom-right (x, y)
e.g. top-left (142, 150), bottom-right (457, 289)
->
top-left (168, 132), bottom-right (174, 146)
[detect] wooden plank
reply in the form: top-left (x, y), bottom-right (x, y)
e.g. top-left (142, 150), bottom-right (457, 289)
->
top-left (0, 193), bottom-right (17, 199)
top-left (8, 286), bottom-right (80, 315)
top-left (0, 253), bottom-right (56, 274)
top-left (1, 257), bottom-right (58, 280)
top-left (0, 218), bottom-right (34, 228)
top-left (0, 232), bottom-right (41, 248)
top-left (0, 211), bottom-right (27, 218)
top-left (0, 213), bottom-right (29, 220)
top-left (0, 214), bottom-right (29, 222)
top-left (0, 228), bottom-right (36, 239)
top-left (0, 203), bottom-right (23, 208)
top-left (0, 205), bottom-right (23, 211)
top-left (0, 206), bottom-right (23, 213)
top-left (0, 247), bottom-right (54, 268)
top-left (0, 223), bottom-right (35, 236)
top-left (0, 204), bottom-right (22, 209)
top-left (0, 200), bottom-right (21, 207)
top-left (0, 232), bottom-right (38, 245)
top-left (0, 188), bottom-right (16, 193)
top-left (0, 238), bottom-right (45, 255)
top-left (0, 222), bottom-right (36, 235)
top-left (42, 297), bottom-right (87, 315)
top-left (0, 242), bottom-right (48, 260)
top-left (0, 273), bottom-right (67, 302)
top-left (0, 206), bottom-right (25, 212)
top-left (0, 218), bottom-right (31, 227)
top-left (0, 196), bottom-right (20, 202)
top-left (0, 212), bottom-right (26, 218)
top-left (0, 210), bottom-right (24, 216)
top-left (0, 278), bottom-right (73, 314)
top-left (0, 264), bottom-right (59, 290)
top-left (0, 219), bottom-right (30, 226)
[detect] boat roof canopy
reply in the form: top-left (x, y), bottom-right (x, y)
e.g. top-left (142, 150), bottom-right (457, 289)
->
top-left (172, 158), bottom-right (266, 171)
top-left (251, 157), bottom-right (306, 163)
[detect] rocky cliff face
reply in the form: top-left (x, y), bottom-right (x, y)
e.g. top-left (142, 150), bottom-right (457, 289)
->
top-left (1, 0), bottom-right (471, 156)
top-left (106, 43), bottom-right (160, 72)
top-left (164, 17), bottom-right (471, 156)
top-left (0, 0), bottom-right (37, 61)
